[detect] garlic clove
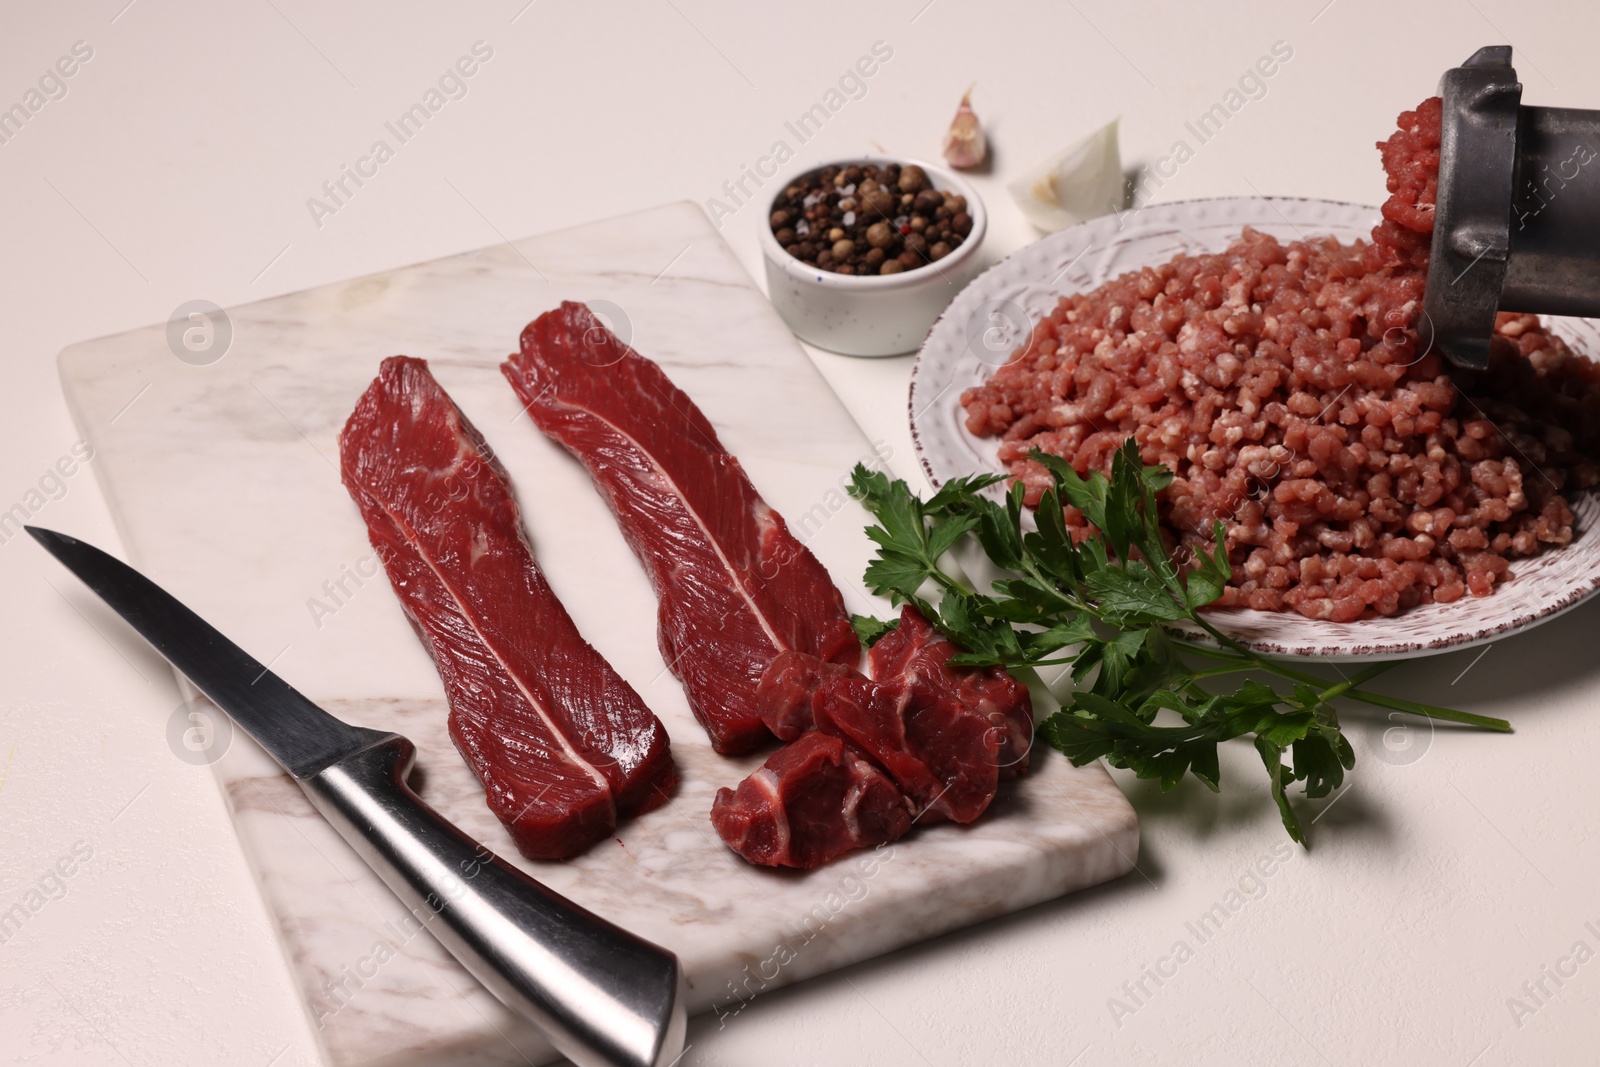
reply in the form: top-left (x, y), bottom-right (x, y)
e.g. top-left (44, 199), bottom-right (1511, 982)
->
top-left (1008, 118), bottom-right (1124, 232)
top-left (942, 85), bottom-right (987, 170)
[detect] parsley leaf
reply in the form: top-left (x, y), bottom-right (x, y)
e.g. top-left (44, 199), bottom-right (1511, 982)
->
top-left (851, 614), bottom-right (899, 647)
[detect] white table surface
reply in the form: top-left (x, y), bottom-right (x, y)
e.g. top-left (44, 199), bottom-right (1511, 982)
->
top-left (3, 3), bottom-right (1597, 1064)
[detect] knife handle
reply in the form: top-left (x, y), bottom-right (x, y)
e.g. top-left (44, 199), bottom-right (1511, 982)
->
top-left (298, 734), bottom-right (686, 1067)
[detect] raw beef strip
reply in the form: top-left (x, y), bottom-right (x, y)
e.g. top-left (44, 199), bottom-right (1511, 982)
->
top-left (503, 301), bottom-right (859, 755)
top-left (340, 356), bottom-right (675, 861)
top-left (868, 606), bottom-right (1034, 780)
top-left (710, 732), bottom-right (912, 869)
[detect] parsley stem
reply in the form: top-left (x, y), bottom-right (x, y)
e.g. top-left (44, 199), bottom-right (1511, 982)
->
top-left (1181, 618), bottom-right (1509, 730)
top-left (1190, 615), bottom-right (1379, 692)
top-left (1190, 615), bottom-right (1285, 668)
top-left (1315, 662), bottom-right (1394, 704)
top-left (1175, 642), bottom-right (1253, 664)
top-left (928, 569), bottom-right (973, 597)
top-left (1183, 655), bottom-right (1379, 699)
top-left (1338, 689), bottom-right (1512, 732)
top-left (1187, 663), bottom-right (1255, 680)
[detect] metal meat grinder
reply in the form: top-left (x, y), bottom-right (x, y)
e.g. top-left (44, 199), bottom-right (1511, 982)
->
top-left (1426, 45), bottom-right (1600, 369)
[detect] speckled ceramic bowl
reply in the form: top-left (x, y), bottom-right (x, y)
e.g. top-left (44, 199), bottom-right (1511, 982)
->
top-left (760, 157), bottom-right (987, 358)
top-left (910, 196), bottom-right (1600, 661)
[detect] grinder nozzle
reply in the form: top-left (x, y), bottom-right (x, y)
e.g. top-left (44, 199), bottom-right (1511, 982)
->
top-left (1426, 46), bottom-right (1600, 369)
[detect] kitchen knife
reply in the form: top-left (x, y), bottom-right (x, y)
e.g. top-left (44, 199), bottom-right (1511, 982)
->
top-left (27, 526), bottom-right (687, 1067)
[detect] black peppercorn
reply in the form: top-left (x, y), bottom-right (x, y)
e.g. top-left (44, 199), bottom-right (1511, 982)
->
top-left (770, 162), bottom-right (972, 275)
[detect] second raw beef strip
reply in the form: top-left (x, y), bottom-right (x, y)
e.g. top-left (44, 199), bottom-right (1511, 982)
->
top-left (710, 732), bottom-right (913, 868)
top-left (340, 356), bottom-right (676, 861)
top-left (503, 301), bottom-right (859, 755)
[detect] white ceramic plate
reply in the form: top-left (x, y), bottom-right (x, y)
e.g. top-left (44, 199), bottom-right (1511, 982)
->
top-left (909, 196), bottom-right (1600, 660)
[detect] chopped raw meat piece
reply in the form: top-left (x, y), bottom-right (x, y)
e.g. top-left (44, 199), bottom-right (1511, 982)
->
top-left (504, 302), bottom-right (859, 754)
top-left (711, 732), bottom-right (913, 869)
top-left (340, 356), bottom-right (675, 861)
top-left (810, 670), bottom-right (998, 825)
top-left (868, 606), bottom-right (1034, 780)
top-left (749, 606), bottom-right (1033, 827)
top-left (755, 650), bottom-right (854, 741)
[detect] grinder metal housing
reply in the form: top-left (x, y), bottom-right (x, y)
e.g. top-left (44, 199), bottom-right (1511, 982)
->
top-left (1426, 46), bottom-right (1600, 369)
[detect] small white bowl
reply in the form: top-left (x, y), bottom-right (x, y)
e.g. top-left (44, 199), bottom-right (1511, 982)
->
top-left (759, 157), bottom-right (988, 358)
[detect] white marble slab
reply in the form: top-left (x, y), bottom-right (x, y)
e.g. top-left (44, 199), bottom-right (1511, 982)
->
top-left (55, 201), bottom-right (1138, 1067)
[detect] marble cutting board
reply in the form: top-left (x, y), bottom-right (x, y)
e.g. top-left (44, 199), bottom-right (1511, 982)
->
top-left (56, 201), bottom-right (1139, 1067)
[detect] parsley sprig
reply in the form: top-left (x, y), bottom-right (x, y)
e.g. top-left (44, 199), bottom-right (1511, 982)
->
top-left (847, 440), bottom-right (1510, 845)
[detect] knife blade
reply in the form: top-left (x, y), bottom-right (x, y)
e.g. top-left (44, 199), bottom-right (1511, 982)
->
top-left (28, 526), bottom-right (686, 1067)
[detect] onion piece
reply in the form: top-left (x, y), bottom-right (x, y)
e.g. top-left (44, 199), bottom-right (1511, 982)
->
top-left (1008, 118), bottom-right (1123, 232)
